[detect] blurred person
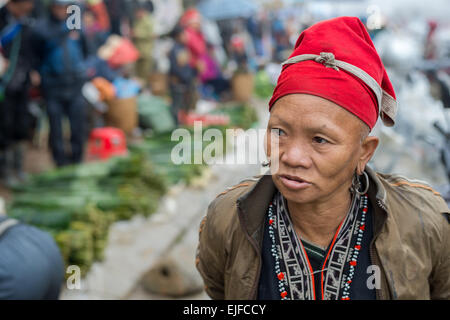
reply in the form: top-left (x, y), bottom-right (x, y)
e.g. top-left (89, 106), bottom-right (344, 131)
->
top-left (271, 14), bottom-right (290, 62)
top-left (83, 0), bottom-right (110, 55)
top-left (180, 8), bottom-right (207, 76)
top-left (30, 0), bottom-right (47, 19)
top-left (132, 0), bottom-right (154, 86)
top-left (285, 15), bottom-right (299, 49)
top-left (33, 0), bottom-right (89, 167)
top-left (86, 0), bottom-right (110, 33)
top-left (246, 15), bottom-right (264, 57)
top-left (104, 0), bottom-right (128, 35)
top-left (229, 35), bottom-right (248, 71)
top-left (168, 24), bottom-right (197, 125)
top-left (196, 17), bottom-right (450, 300)
top-left (424, 20), bottom-right (438, 60)
top-left (228, 21), bottom-right (256, 72)
top-left (0, 0), bottom-right (38, 185)
top-left (0, 215), bottom-right (65, 299)
top-left (200, 43), bottom-right (230, 101)
top-left (83, 8), bottom-right (107, 56)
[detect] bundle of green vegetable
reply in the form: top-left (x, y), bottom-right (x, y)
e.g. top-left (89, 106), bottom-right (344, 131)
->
top-left (129, 131), bottom-right (208, 185)
top-left (131, 104), bottom-right (258, 181)
top-left (211, 104), bottom-right (259, 130)
top-left (8, 152), bottom-right (167, 275)
top-left (7, 102), bottom-right (259, 276)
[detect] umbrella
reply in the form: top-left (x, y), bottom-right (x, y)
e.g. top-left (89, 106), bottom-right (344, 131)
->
top-left (197, 0), bottom-right (258, 21)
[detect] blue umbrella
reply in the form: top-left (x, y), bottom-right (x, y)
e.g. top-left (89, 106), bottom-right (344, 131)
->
top-left (197, 0), bottom-right (258, 21)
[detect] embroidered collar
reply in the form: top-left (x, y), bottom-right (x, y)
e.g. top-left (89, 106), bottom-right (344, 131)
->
top-left (267, 191), bottom-right (369, 300)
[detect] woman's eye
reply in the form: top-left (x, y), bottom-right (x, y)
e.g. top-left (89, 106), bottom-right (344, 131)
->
top-left (271, 128), bottom-right (286, 136)
top-left (272, 128), bottom-right (286, 137)
top-left (313, 136), bottom-right (328, 144)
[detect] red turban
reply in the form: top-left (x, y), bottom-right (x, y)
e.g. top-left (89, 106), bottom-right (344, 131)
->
top-left (269, 17), bottom-right (397, 129)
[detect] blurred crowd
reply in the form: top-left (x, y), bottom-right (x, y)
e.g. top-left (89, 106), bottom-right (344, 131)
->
top-left (0, 0), bottom-right (301, 187)
top-left (0, 0), bottom-right (449, 191)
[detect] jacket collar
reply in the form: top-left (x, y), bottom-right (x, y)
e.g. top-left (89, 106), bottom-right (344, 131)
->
top-left (236, 165), bottom-right (389, 242)
top-left (236, 174), bottom-right (276, 242)
top-left (365, 165), bottom-right (389, 211)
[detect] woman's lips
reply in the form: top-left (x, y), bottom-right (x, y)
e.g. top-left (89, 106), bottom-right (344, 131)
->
top-left (278, 175), bottom-right (312, 190)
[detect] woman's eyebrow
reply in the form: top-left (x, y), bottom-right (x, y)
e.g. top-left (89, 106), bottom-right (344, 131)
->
top-left (268, 114), bottom-right (292, 129)
top-left (305, 124), bottom-right (330, 132)
top-left (269, 115), bottom-right (342, 137)
top-left (303, 124), bottom-right (343, 140)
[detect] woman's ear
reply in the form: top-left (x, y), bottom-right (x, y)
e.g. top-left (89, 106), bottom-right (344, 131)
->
top-left (357, 136), bottom-right (379, 175)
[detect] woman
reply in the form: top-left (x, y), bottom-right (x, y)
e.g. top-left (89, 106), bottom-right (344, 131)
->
top-left (168, 24), bottom-right (197, 124)
top-left (0, 0), bottom-right (36, 185)
top-left (196, 17), bottom-right (450, 300)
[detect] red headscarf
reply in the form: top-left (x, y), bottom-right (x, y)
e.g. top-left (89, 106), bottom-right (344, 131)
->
top-left (269, 17), bottom-right (397, 129)
top-left (180, 8), bottom-right (201, 27)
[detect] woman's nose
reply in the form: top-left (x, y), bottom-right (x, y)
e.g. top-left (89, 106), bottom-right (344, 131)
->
top-left (280, 142), bottom-right (312, 169)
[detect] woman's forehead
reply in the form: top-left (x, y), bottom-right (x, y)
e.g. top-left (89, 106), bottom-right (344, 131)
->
top-left (271, 94), bottom-right (345, 120)
top-left (271, 94), bottom-right (342, 113)
top-left (269, 94), bottom-right (365, 134)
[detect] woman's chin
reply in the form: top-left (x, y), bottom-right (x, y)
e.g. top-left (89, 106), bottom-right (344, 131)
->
top-left (273, 179), bottom-right (318, 204)
top-left (283, 190), bottom-right (318, 205)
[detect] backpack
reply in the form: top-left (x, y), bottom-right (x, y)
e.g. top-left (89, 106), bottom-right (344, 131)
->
top-left (0, 216), bottom-right (19, 239)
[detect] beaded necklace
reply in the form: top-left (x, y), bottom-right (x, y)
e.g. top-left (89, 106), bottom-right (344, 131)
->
top-left (267, 192), bottom-right (369, 300)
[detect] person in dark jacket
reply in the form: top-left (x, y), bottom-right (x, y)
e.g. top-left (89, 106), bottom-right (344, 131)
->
top-left (33, 0), bottom-right (88, 167)
top-left (0, 0), bottom-right (37, 186)
top-left (168, 25), bottom-right (197, 125)
top-left (104, 0), bottom-right (130, 36)
top-left (0, 215), bottom-right (65, 299)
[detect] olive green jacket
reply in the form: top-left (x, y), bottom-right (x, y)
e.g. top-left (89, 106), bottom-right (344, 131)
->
top-left (196, 166), bottom-right (450, 300)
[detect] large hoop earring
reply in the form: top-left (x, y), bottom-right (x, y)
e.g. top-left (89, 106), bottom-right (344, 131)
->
top-left (262, 159), bottom-right (271, 167)
top-left (354, 171), bottom-right (369, 195)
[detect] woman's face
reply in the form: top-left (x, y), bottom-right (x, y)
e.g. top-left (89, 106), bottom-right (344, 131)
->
top-left (7, 0), bottom-right (34, 19)
top-left (51, 4), bottom-right (69, 21)
top-left (83, 12), bottom-right (95, 27)
top-left (266, 94), bottom-right (374, 205)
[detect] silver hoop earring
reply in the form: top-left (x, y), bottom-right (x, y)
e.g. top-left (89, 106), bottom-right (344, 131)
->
top-left (354, 171), bottom-right (369, 195)
top-left (262, 160), bottom-right (271, 167)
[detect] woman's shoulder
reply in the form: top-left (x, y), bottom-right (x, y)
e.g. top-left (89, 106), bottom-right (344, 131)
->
top-left (375, 171), bottom-right (449, 228)
top-left (208, 176), bottom-right (259, 211)
top-left (204, 176), bottom-right (261, 231)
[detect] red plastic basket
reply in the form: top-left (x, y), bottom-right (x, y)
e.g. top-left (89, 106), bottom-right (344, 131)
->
top-left (87, 127), bottom-right (128, 161)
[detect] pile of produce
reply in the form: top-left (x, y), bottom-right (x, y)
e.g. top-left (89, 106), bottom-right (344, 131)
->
top-left (130, 133), bottom-right (207, 186)
top-left (6, 102), bottom-right (259, 276)
top-left (7, 152), bottom-right (167, 275)
top-left (132, 103), bottom-right (258, 181)
top-left (210, 103), bottom-right (259, 130)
